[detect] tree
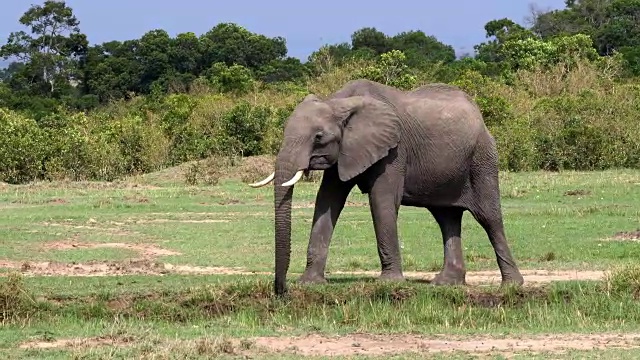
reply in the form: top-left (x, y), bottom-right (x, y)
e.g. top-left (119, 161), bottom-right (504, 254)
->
top-left (0, 1), bottom-right (88, 96)
top-left (137, 29), bottom-right (173, 93)
top-left (388, 30), bottom-right (456, 67)
top-left (0, 62), bottom-right (25, 82)
top-left (351, 27), bottom-right (390, 55)
top-left (81, 40), bottom-right (142, 102)
top-left (470, 18), bottom-right (536, 77)
top-left (199, 23), bottom-right (288, 70)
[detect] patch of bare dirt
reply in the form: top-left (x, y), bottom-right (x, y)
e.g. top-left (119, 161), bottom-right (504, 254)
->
top-left (564, 189), bottom-right (591, 196)
top-left (19, 335), bottom-right (135, 349)
top-left (42, 241), bottom-right (182, 257)
top-left (246, 332), bottom-right (640, 357)
top-left (610, 229), bottom-right (640, 242)
top-left (46, 198), bottom-right (68, 204)
top-left (16, 332), bottom-right (640, 357)
top-left (161, 263), bottom-right (270, 275)
top-left (1, 259), bottom-right (168, 276)
top-left (122, 194), bottom-right (149, 203)
top-left (0, 260), bottom-right (268, 277)
top-left (327, 269), bottom-right (606, 285)
top-left (0, 259), bottom-right (605, 284)
top-left (41, 220), bottom-right (133, 236)
top-left (293, 200), bottom-right (367, 209)
top-left (130, 219), bottom-right (229, 224)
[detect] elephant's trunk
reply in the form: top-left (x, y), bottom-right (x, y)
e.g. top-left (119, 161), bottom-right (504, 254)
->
top-left (273, 145), bottom-right (308, 296)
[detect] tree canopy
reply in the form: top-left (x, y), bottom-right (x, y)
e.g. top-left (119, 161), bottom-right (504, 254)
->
top-left (3, 0), bottom-right (638, 116)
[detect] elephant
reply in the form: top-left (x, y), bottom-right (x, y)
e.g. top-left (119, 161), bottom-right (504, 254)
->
top-left (248, 79), bottom-right (524, 296)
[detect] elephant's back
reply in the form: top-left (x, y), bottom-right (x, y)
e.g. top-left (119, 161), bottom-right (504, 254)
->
top-left (402, 88), bottom-right (485, 142)
top-left (399, 86), bottom-right (485, 195)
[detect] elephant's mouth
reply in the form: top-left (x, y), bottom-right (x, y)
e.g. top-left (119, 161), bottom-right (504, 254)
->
top-left (249, 155), bottom-right (334, 188)
top-left (309, 155), bottom-right (334, 170)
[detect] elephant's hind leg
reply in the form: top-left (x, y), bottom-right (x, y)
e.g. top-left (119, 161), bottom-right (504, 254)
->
top-left (428, 206), bottom-right (466, 285)
top-left (467, 149), bottom-right (524, 286)
top-left (467, 201), bottom-right (523, 286)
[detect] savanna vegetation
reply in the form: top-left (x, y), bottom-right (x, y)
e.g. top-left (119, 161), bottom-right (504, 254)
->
top-left (1, 0), bottom-right (640, 185)
top-left (2, 0), bottom-right (640, 358)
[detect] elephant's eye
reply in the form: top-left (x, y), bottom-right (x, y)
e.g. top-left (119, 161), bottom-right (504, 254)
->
top-left (314, 131), bottom-right (323, 143)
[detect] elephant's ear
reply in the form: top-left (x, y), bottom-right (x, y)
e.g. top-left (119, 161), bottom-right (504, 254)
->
top-left (328, 96), bottom-right (400, 182)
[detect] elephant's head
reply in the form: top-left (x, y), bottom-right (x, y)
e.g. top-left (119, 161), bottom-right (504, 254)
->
top-left (248, 93), bottom-right (400, 295)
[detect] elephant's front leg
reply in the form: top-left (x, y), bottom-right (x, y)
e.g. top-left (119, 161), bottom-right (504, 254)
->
top-left (368, 174), bottom-right (404, 281)
top-left (299, 167), bottom-right (355, 284)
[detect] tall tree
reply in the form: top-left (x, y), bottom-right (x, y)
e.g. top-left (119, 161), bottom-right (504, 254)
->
top-left (199, 23), bottom-right (287, 70)
top-left (389, 30), bottom-right (456, 67)
top-left (0, 62), bottom-right (25, 82)
top-left (0, 0), bottom-right (88, 96)
top-left (474, 18), bottom-right (534, 63)
top-left (351, 27), bottom-right (390, 55)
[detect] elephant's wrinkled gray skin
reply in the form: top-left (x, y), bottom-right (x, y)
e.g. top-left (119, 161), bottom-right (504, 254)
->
top-left (249, 79), bottom-right (524, 296)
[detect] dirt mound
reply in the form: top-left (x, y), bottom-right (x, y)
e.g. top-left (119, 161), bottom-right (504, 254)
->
top-left (215, 155), bottom-right (275, 184)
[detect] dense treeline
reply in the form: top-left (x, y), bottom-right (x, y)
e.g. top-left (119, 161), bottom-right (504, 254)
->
top-left (1, 0), bottom-right (640, 184)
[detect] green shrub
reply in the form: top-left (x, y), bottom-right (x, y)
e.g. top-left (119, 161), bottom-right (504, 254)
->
top-left (39, 112), bottom-right (95, 181)
top-left (452, 70), bottom-right (513, 127)
top-left (216, 101), bottom-right (272, 157)
top-left (490, 116), bottom-right (539, 172)
top-left (169, 122), bottom-right (216, 164)
top-left (355, 50), bottom-right (417, 90)
top-left (159, 93), bottom-right (199, 134)
top-left (0, 108), bottom-right (47, 184)
top-left (530, 92), bottom-right (639, 171)
top-left (101, 114), bottom-right (171, 175)
top-left (260, 103), bottom-right (295, 154)
top-left (204, 62), bottom-right (255, 95)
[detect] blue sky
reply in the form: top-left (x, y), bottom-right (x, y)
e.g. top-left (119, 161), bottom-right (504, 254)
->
top-left (1, 0), bottom-right (566, 66)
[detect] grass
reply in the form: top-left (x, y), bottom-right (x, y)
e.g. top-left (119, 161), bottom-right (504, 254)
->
top-left (1, 162), bottom-right (640, 358)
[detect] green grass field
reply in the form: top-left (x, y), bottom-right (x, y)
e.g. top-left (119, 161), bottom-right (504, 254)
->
top-left (1, 160), bottom-right (640, 359)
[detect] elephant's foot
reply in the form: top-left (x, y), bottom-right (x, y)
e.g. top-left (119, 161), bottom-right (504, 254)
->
top-left (378, 269), bottom-right (405, 282)
top-left (431, 266), bottom-right (466, 286)
top-left (298, 270), bottom-right (328, 285)
top-left (500, 271), bottom-right (524, 287)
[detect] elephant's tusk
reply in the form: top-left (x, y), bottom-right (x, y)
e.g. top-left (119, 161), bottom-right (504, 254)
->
top-left (248, 172), bottom-right (275, 188)
top-left (281, 170), bottom-right (304, 187)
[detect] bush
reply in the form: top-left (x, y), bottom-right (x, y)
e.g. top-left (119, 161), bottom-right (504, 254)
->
top-left (204, 62), bottom-right (255, 95)
top-left (100, 114), bottom-right (171, 176)
top-left (355, 50), bottom-right (417, 90)
top-left (2, 53), bottom-right (640, 185)
top-left (0, 108), bottom-right (47, 184)
top-left (216, 101), bottom-right (273, 157)
top-left (39, 112), bottom-right (100, 181)
top-left (451, 70), bottom-right (513, 127)
top-left (530, 92), bottom-right (640, 171)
